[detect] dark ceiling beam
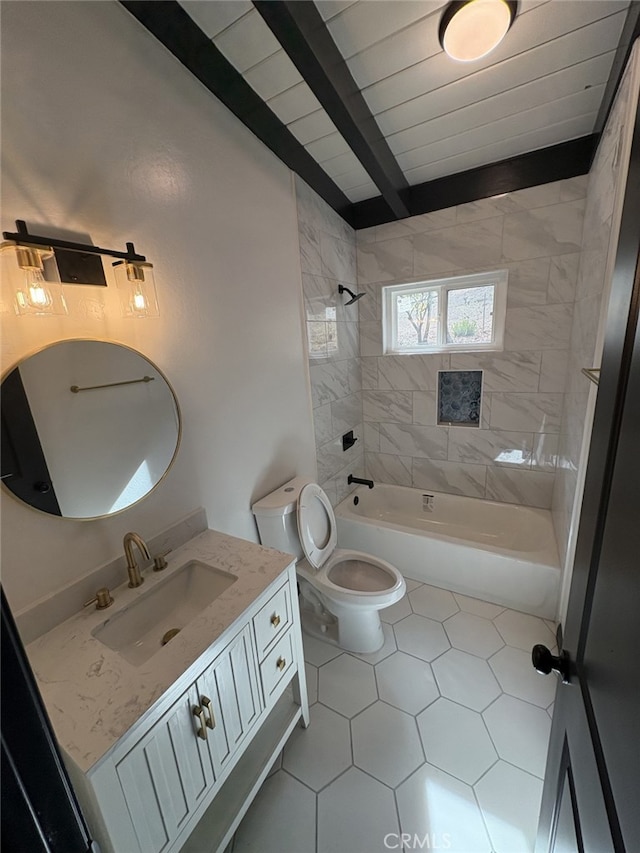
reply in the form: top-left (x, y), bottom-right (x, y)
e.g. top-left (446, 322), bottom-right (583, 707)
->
top-left (119, 1), bottom-right (354, 224)
top-left (593, 1), bottom-right (640, 138)
top-left (253, 0), bottom-right (411, 220)
top-left (351, 135), bottom-right (598, 230)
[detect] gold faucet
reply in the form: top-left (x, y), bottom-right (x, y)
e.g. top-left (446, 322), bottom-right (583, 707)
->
top-left (123, 532), bottom-right (150, 588)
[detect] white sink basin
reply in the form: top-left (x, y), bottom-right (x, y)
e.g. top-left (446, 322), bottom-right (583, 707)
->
top-left (92, 560), bottom-right (238, 666)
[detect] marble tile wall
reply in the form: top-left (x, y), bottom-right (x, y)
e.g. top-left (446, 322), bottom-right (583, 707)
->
top-left (552, 47), bottom-right (640, 567)
top-left (356, 176), bottom-right (589, 508)
top-left (296, 176), bottom-right (364, 506)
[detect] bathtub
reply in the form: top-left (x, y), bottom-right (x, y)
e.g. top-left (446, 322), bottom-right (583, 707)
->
top-left (335, 484), bottom-right (560, 619)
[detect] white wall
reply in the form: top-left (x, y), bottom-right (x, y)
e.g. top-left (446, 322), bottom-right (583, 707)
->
top-left (0, 1), bottom-right (316, 613)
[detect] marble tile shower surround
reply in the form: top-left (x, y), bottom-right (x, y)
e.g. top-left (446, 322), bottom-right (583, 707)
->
top-left (552, 47), bottom-right (640, 569)
top-left (296, 176), bottom-right (364, 506)
top-left (356, 175), bottom-right (588, 508)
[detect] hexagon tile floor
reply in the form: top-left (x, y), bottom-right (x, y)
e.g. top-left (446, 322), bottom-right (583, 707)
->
top-left (232, 580), bottom-right (558, 853)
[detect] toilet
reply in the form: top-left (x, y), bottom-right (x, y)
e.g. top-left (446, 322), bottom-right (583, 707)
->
top-left (252, 477), bottom-right (406, 653)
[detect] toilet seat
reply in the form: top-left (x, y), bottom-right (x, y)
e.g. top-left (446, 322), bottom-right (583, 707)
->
top-left (297, 482), bottom-right (338, 569)
top-left (297, 482), bottom-right (402, 604)
top-left (298, 548), bottom-right (404, 607)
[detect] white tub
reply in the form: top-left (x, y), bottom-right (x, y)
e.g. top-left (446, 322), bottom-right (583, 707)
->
top-left (335, 484), bottom-right (560, 619)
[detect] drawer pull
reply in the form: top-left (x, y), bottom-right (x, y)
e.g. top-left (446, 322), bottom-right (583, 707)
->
top-left (276, 656), bottom-right (286, 671)
top-left (201, 696), bottom-right (215, 729)
top-left (192, 705), bottom-right (207, 740)
top-left (271, 614), bottom-right (281, 628)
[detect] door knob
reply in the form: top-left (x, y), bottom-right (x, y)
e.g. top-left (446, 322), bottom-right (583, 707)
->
top-left (532, 644), bottom-right (570, 683)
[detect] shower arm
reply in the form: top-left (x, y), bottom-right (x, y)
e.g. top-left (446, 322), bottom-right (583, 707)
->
top-left (338, 285), bottom-right (366, 305)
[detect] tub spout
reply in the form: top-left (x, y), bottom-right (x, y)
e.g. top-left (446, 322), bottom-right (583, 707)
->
top-left (348, 475), bottom-right (374, 489)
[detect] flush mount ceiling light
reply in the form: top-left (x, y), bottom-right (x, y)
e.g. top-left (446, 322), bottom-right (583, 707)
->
top-left (439, 0), bottom-right (517, 62)
top-left (1, 220), bottom-right (158, 318)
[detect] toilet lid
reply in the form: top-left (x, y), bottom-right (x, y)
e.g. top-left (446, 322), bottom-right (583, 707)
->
top-left (297, 483), bottom-right (337, 569)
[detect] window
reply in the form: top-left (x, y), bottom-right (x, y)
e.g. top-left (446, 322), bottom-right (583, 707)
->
top-left (382, 270), bottom-right (508, 354)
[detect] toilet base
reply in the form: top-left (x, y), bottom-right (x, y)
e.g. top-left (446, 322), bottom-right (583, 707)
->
top-left (330, 601), bottom-right (385, 653)
top-left (300, 608), bottom-right (340, 648)
top-left (298, 588), bottom-right (385, 654)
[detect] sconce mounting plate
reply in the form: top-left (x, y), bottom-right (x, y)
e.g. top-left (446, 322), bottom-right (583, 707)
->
top-left (53, 248), bottom-right (107, 286)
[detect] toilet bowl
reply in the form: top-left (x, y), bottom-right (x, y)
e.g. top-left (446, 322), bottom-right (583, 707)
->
top-left (252, 478), bottom-right (405, 653)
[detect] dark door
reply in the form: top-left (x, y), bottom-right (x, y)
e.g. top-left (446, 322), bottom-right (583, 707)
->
top-left (1, 589), bottom-right (95, 853)
top-left (535, 102), bottom-right (640, 853)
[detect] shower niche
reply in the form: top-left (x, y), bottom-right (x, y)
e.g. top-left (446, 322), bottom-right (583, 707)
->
top-left (437, 370), bottom-right (483, 427)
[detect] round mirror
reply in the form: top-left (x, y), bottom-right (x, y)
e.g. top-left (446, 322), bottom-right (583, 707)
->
top-left (1, 340), bottom-right (181, 519)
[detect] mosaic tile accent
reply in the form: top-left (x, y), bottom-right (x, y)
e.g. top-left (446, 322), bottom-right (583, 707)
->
top-left (438, 370), bottom-right (482, 426)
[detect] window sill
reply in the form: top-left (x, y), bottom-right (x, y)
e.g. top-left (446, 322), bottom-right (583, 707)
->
top-left (383, 344), bottom-right (504, 356)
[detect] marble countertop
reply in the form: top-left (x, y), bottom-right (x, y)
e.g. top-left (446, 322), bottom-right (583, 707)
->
top-left (26, 529), bottom-right (294, 774)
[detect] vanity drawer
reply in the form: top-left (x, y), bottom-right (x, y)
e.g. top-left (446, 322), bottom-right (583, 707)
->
top-left (259, 629), bottom-right (295, 702)
top-left (253, 582), bottom-right (291, 661)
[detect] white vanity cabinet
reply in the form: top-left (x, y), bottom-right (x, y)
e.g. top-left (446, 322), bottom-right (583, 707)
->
top-left (113, 681), bottom-right (215, 851)
top-left (196, 623), bottom-right (263, 774)
top-left (68, 565), bottom-right (308, 853)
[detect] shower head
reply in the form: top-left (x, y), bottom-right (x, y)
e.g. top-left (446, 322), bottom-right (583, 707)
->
top-left (338, 285), bottom-right (366, 305)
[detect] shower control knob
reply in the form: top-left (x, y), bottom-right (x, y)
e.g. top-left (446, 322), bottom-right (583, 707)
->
top-left (532, 644), bottom-right (570, 683)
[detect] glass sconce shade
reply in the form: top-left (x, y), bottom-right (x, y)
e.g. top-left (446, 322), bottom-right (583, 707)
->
top-left (113, 260), bottom-right (160, 318)
top-left (0, 242), bottom-right (68, 316)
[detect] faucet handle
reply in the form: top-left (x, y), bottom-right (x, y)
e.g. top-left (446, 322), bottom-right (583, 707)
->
top-left (153, 550), bottom-right (171, 572)
top-left (84, 587), bottom-right (114, 610)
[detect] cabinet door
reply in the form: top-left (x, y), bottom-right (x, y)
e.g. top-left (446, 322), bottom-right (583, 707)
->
top-left (115, 683), bottom-right (214, 853)
top-left (197, 623), bottom-right (263, 776)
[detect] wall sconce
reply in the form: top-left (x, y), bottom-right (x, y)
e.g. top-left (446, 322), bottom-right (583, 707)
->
top-left (439, 0), bottom-right (517, 62)
top-left (1, 220), bottom-right (158, 318)
top-left (0, 243), bottom-right (68, 316)
top-left (112, 260), bottom-right (159, 318)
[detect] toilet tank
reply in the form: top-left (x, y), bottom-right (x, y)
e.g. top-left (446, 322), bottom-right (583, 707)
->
top-left (251, 477), bottom-right (310, 560)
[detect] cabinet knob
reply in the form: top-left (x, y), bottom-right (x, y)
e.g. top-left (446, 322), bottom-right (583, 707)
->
top-left (277, 657), bottom-right (286, 671)
top-left (201, 696), bottom-right (215, 729)
top-left (271, 614), bottom-right (281, 628)
top-left (192, 705), bottom-right (208, 740)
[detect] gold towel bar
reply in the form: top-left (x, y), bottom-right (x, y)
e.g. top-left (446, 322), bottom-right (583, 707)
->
top-left (581, 367), bottom-right (600, 386)
top-left (70, 376), bottom-right (154, 393)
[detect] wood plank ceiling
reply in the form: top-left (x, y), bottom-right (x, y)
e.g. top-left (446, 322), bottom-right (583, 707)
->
top-left (124, 1), bottom-right (638, 226)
